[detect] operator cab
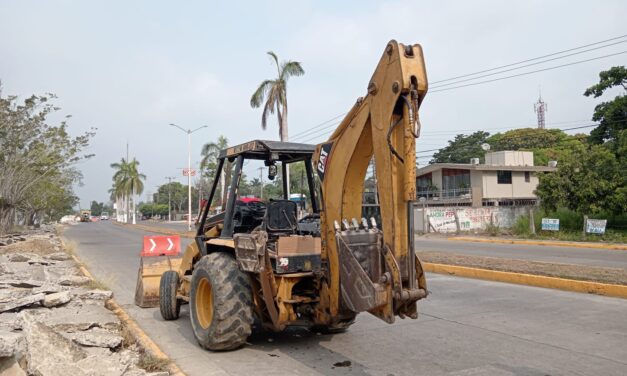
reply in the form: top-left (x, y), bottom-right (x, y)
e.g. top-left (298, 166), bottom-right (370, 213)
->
top-left (195, 140), bottom-right (321, 258)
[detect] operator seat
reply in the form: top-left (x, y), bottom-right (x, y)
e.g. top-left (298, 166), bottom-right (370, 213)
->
top-left (265, 199), bottom-right (298, 236)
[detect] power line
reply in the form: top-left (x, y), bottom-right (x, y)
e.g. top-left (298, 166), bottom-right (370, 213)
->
top-left (430, 51), bottom-right (627, 93)
top-left (430, 40), bottom-right (627, 89)
top-left (431, 34), bottom-right (627, 84)
top-left (289, 112), bottom-right (347, 139)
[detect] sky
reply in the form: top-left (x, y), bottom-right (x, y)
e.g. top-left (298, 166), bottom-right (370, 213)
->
top-left (1, 0), bottom-right (626, 208)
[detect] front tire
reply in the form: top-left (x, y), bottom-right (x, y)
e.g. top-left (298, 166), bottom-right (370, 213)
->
top-left (189, 253), bottom-right (253, 351)
top-left (159, 270), bottom-right (180, 320)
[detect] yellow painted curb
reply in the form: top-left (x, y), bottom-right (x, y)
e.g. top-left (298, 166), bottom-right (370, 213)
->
top-left (113, 221), bottom-right (194, 238)
top-left (423, 262), bottom-right (627, 299)
top-left (447, 236), bottom-right (627, 250)
top-left (60, 236), bottom-right (186, 376)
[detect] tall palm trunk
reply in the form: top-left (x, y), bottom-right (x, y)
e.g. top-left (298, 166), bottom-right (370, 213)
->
top-left (131, 186), bottom-right (137, 224)
top-left (281, 100), bottom-right (290, 197)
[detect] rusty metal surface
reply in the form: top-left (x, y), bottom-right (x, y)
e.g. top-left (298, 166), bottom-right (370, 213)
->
top-left (336, 233), bottom-right (387, 313)
top-left (134, 256), bottom-right (182, 308)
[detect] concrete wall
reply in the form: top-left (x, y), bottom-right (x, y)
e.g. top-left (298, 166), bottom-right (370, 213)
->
top-left (414, 206), bottom-right (528, 233)
top-left (482, 171), bottom-right (538, 199)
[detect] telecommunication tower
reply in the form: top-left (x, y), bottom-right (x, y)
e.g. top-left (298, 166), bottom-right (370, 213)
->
top-left (534, 91), bottom-right (547, 129)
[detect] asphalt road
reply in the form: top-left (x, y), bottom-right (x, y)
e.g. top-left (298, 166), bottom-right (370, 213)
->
top-left (63, 221), bottom-right (627, 376)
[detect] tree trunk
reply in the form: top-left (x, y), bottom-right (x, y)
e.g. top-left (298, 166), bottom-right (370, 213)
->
top-left (132, 186), bottom-right (137, 224)
top-left (0, 205), bottom-right (15, 235)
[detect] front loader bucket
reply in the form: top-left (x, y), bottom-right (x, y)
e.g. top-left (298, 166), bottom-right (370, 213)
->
top-left (134, 256), bottom-right (182, 308)
top-left (134, 235), bottom-right (183, 308)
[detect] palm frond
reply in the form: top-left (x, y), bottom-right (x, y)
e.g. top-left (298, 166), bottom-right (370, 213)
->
top-left (250, 79), bottom-right (274, 108)
top-left (267, 51), bottom-right (280, 75)
top-left (280, 61), bottom-right (305, 81)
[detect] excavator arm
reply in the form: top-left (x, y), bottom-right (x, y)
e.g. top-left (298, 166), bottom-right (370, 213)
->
top-left (314, 40), bottom-right (429, 323)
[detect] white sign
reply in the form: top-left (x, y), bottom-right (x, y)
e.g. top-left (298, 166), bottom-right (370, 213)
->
top-left (586, 219), bottom-right (607, 234)
top-left (541, 218), bottom-right (560, 231)
top-left (183, 168), bottom-right (196, 177)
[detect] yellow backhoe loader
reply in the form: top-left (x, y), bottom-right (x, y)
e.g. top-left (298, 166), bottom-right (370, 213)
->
top-left (148, 40), bottom-right (429, 350)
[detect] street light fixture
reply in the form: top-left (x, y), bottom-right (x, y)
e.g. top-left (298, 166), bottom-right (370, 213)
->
top-left (170, 123), bottom-right (208, 231)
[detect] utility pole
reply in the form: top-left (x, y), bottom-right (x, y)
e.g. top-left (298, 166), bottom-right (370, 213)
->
top-left (165, 176), bottom-right (175, 222)
top-left (534, 90), bottom-right (548, 129)
top-left (258, 167), bottom-right (264, 200)
top-left (170, 123), bottom-right (208, 231)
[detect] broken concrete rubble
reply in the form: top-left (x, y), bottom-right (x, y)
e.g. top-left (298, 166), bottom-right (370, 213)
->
top-left (0, 329), bottom-right (25, 357)
top-left (79, 289), bottom-right (114, 300)
top-left (42, 291), bottom-right (71, 308)
top-left (46, 252), bottom-right (71, 261)
top-left (0, 293), bottom-right (44, 313)
top-left (58, 275), bottom-right (91, 286)
top-left (0, 228), bottom-right (172, 375)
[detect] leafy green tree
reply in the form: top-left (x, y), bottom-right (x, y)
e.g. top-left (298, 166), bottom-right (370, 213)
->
top-left (250, 52), bottom-right (304, 141)
top-left (430, 131), bottom-right (490, 163)
top-left (90, 201), bottom-right (104, 216)
top-left (536, 143), bottom-right (625, 214)
top-left (487, 128), bottom-right (586, 165)
top-left (0, 87), bottom-right (94, 233)
top-left (583, 66), bottom-right (627, 146)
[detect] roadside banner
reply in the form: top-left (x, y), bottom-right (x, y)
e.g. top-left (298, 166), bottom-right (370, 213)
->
top-left (541, 218), bottom-right (559, 231)
top-left (586, 219), bottom-right (607, 234)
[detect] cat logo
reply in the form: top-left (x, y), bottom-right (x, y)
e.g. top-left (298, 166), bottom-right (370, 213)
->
top-left (316, 142), bottom-right (333, 181)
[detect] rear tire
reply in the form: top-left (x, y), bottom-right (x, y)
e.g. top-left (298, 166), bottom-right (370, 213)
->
top-left (189, 253), bottom-right (253, 351)
top-left (159, 270), bottom-right (180, 320)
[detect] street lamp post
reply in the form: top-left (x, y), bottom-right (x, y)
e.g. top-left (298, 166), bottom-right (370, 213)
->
top-left (170, 123), bottom-right (208, 231)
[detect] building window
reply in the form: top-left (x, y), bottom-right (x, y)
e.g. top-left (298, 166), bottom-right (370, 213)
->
top-left (497, 170), bottom-right (512, 184)
top-left (524, 171), bottom-right (530, 182)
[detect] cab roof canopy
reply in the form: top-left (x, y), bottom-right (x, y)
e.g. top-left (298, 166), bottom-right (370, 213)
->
top-left (218, 140), bottom-right (316, 162)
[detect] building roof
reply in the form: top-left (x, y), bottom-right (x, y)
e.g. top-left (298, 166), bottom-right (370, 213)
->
top-left (416, 163), bottom-right (556, 176)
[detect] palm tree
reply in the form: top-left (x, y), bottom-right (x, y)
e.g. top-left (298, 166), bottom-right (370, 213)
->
top-left (124, 159), bottom-right (146, 224)
top-left (110, 158), bottom-right (130, 222)
top-left (250, 52), bottom-right (304, 197)
top-left (110, 158), bottom-right (146, 224)
top-left (200, 136), bottom-right (230, 210)
top-left (250, 52), bottom-right (304, 142)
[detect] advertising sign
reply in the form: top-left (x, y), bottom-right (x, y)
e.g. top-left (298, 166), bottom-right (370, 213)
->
top-left (541, 218), bottom-right (560, 231)
top-left (586, 219), bottom-right (607, 234)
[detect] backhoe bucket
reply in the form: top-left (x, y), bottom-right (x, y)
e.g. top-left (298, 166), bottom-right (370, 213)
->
top-left (134, 235), bottom-right (182, 308)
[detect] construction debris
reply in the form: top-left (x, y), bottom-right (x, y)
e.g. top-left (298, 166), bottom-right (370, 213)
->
top-left (0, 226), bottom-right (172, 375)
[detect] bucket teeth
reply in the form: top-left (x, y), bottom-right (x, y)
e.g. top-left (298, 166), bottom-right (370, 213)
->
top-left (342, 219), bottom-right (351, 231)
top-left (361, 218), bottom-right (369, 230)
top-left (370, 217), bottom-right (378, 230)
top-left (351, 218), bottom-right (360, 230)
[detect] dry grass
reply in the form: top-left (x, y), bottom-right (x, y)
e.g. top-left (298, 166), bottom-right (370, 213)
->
top-left (83, 278), bottom-right (111, 290)
top-left (0, 238), bottom-right (56, 256)
top-left (136, 352), bottom-right (171, 372)
top-left (418, 251), bottom-right (627, 286)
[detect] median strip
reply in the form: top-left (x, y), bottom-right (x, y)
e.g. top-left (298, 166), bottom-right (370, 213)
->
top-left (447, 236), bottom-right (627, 250)
top-left (423, 262), bottom-right (627, 299)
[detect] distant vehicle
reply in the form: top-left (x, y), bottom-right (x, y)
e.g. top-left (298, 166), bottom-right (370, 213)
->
top-left (100, 212), bottom-right (109, 220)
top-left (80, 210), bottom-right (91, 222)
